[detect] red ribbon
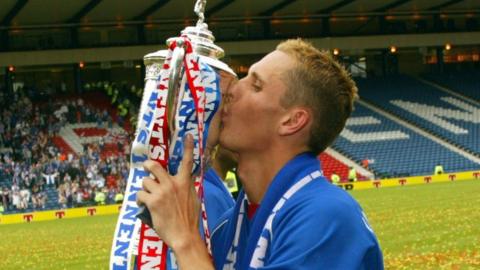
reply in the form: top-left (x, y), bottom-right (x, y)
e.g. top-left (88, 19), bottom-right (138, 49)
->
top-left (137, 37), bottom-right (212, 270)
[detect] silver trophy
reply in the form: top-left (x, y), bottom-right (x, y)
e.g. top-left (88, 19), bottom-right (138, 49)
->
top-left (142, 2), bottom-right (236, 167)
top-left (143, 0), bottom-right (235, 135)
top-left (138, 1), bottom-right (236, 227)
top-left (110, 1), bottom-right (236, 269)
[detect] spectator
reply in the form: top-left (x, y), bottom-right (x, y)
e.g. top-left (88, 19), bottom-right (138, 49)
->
top-left (348, 166), bottom-right (358, 182)
top-left (114, 190), bottom-right (124, 203)
top-left (331, 172), bottom-right (341, 184)
top-left (362, 159), bottom-right (369, 169)
top-left (107, 188), bottom-right (116, 204)
top-left (62, 173), bottom-right (71, 186)
top-left (19, 187), bottom-right (31, 210)
top-left (31, 184), bottom-right (41, 208)
top-left (224, 170), bottom-right (239, 195)
top-left (11, 190), bottom-right (21, 210)
top-left (94, 188), bottom-right (106, 205)
top-left (95, 174), bottom-right (106, 189)
top-left (0, 88), bottom-right (129, 213)
top-left (57, 184), bottom-right (67, 209)
top-left (434, 164), bottom-right (444, 175)
top-left (74, 189), bottom-right (83, 207)
top-left (99, 137), bottom-right (105, 152)
top-left (81, 188), bottom-right (91, 204)
top-left (42, 168), bottom-right (58, 186)
top-left (32, 185), bottom-right (46, 209)
top-left (1, 187), bottom-right (10, 211)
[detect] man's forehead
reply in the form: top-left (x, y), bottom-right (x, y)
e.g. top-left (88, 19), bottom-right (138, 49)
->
top-left (247, 55), bottom-right (271, 81)
top-left (248, 50), bottom-right (295, 77)
top-left (248, 61), bottom-right (260, 75)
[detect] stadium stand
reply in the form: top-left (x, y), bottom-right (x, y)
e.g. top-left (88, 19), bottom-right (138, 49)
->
top-left (318, 152), bottom-right (366, 182)
top-left (422, 71), bottom-right (480, 102)
top-left (2, 75), bottom-right (478, 213)
top-left (356, 75), bottom-right (480, 156)
top-left (0, 88), bottom-right (130, 213)
top-left (331, 102), bottom-right (480, 178)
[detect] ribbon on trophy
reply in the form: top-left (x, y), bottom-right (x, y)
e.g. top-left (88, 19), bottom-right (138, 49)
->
top-left (136, 36), bottom-right (220, 269)
top-left (110, 36), bottom-right (222, 270)
top-left (110, 1), bottom-right (234, 269)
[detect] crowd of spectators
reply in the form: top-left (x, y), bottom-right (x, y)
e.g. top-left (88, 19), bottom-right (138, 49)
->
top-left (0, 87), bottom-right (131, 214)
top-left (84, 80), bottom-right (142, 130)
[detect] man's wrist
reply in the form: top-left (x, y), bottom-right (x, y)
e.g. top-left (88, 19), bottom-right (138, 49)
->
top-left (171, 233), bottom-right (214, 270)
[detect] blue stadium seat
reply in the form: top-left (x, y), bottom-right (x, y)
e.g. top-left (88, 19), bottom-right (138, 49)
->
top-left (332, 102), bottom-right (479, 177)
top-left (355, 75), bottom-right (480, 155)
top-left (423, 71), bottom-right (480, 101)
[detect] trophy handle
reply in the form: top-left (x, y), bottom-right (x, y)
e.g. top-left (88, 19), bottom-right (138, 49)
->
top-left (167, 39), bottom-right (186, 134)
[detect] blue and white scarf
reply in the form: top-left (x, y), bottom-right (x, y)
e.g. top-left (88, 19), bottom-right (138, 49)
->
top-left (217, 153), bottom-right (323, 269)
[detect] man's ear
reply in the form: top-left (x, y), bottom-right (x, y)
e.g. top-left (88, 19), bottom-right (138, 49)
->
top-left (278, 108), bottom-right (310, 136)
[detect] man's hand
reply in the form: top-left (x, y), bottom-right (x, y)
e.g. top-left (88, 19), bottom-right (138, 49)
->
top-left (137, 134), bottom-right (198, 249)
top-left (136, 135), bottom-right (213, 270)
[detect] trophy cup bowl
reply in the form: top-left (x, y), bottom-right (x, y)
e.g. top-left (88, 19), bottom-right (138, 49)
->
top-left (111, 1), bottom-right (237, 268)
top-left (136, 2), bottom-right (236, 230)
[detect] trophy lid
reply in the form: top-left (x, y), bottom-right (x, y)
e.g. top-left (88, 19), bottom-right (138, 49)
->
top-left (167, 23), bottom-right (235, 75)
top-left (174, 26), bottom-right (224, 60)
top-left (166, 0), bottom-right (224, 60)
top-left (143, 50), bottom-right (167, 66)
top-left (144, 0), bottom-right (235, 76)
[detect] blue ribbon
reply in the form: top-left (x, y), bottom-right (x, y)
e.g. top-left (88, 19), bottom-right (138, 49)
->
top-left (168, 61), bottom-right (220, 175)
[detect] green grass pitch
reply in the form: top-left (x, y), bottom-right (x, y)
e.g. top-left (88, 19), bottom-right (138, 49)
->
top-left (0, 180), bottom-right (478, 269)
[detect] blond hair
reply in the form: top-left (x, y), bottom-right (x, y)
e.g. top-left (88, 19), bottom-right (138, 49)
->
top-left (276, 39), bottom-right (358, 154)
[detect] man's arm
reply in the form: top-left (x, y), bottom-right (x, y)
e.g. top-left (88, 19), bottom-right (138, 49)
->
top-left (136, 135), bottom-right (214, 270)
top-left (173, 232), bottom-right (214, 270)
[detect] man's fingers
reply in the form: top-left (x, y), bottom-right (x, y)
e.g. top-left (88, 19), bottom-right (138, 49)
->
top-left (136, 190), bottom-right (150, 207)
top-left (178, 134), bottom-right (194, 181)
top-left (144, 160), bottom-right (169, 181)
top-left (142, 177), bottom-right (158, 192)
top-left (143, 160), bottom-right (175, 194)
